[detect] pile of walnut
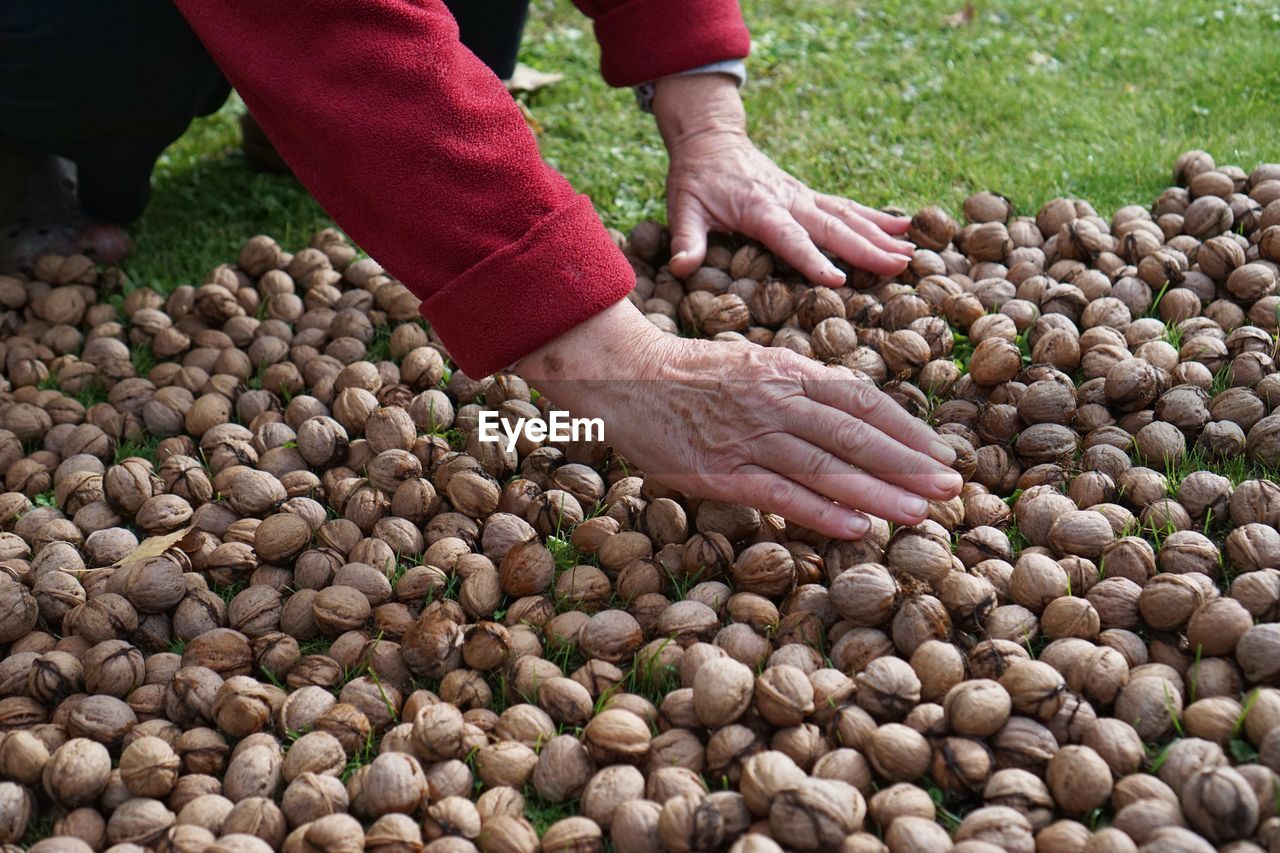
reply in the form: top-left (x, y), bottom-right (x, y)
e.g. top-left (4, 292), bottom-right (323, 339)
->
top-left (0, 149), bottom-right (1279, 853)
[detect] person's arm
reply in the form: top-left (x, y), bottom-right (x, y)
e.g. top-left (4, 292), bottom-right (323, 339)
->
top-left (653, 73), bottom-right (916, 282)
top-left (175, 0), bottom-right (961, 538)
top-left (571, 0), bottom-right (913, 283)
top-left (173, 0), bottom-right (635, 379)
top-left (517, 300), bottom-right (963, 540)
top-left (569, 0), bottom-right (750, 86)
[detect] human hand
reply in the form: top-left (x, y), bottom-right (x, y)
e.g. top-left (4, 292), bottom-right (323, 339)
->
top-left (652, 73), bottom-right (914, 283)
top-left (516, 300), bottom-right (962, 540)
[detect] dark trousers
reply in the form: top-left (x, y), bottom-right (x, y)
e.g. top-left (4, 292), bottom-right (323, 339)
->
top-left (0, 0), bottom-right (530, 223)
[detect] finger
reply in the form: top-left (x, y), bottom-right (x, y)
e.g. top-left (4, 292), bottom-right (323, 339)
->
top-left (733, 464), bottom-right (873, 539)
top-left (755, 434), bottom-right (934, 525)
top-left (745, 204), bottom-right (846, 285)
top-left (785, 398), bottom-right (962, 499)
top-left (809, 198), bottom-right (916, 256)
top-left (801, 369), bottom-right (960, 467)
top-left (795, 206), bottom-right (912, 277)
top-left (668, 194), bottom-right (710, 278)
top-left (817, 194), bottom-right (911, 235)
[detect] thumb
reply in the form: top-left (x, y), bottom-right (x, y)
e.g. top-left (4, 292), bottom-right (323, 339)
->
top-left (667, 196), bottom-right (710, 278)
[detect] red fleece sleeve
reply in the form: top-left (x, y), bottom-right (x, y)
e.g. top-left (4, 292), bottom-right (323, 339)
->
top-left (572, 0), bottom-right (750, 86)
top-left (173, 0), bottom-right (636, 378)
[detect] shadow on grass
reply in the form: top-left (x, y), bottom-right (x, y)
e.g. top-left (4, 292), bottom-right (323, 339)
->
top-left (121, 103), bottom-right (331, 293)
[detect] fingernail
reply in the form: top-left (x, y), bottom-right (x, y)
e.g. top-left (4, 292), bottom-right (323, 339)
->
top-left (825, 263), bottom-right (845, 280)
top-left (929, 440), bottom-right (956, 464)
top-left (846, 514), bottom-right (869, 537)
top-left (901, 495), bottom-right (929, 518)
top-left (671, 251), bottom-right (689, 265)
top-left (934, 470), bottom-right (963, 494)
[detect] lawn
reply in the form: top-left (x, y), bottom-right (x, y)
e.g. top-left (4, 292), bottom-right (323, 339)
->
top-left (123, 0), bottom-right (1280, 290)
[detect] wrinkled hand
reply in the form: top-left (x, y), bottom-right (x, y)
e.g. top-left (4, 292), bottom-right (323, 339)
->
top-left (653, 73), bottom-right (914, 283)
top-left (517, 301), bottom-right (963, 540)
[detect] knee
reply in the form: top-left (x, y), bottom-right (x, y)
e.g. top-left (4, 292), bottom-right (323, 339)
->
top-left (76, 158), bottom-right (154, 224)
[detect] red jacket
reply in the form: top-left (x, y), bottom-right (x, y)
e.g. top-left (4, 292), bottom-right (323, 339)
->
top-left (173, 0), bottom-right (750, 377)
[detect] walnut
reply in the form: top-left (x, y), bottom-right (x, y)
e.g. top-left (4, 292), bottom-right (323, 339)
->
top-left (885, 528), bottom-right (951, 585)
top-left (997, 660), bottom-right (1066, 722)
top-left (553, 712), bottom-right (637, 774)
top-left (1115, 675), bottom-right (1183, 741)
top-left (692, 656), bottom-right (754, 727)
top-left (105, 797), bottom-right (175, 847)
top-left (1237, 623), bottom-right (1280, 685)
top-left (731, 542), bottom-right (795, 597)
top-left (1045, 744), bottom-right (1112, 815)
top-left (576, 609), bottom-right (642, 664)
top-left (0, 730), bottom-right (49, 787)
top-left (829, 563), bottom-right (901, 625)
top-left (531, 734), bottom-right (594, 804)
top-left (954, 805), bottom-right (1034, 852)
top-left (359, 752), bottom-right (426, 819)
top-left (865, 724), bottom-right (931, 783)
top-left (738, 750), bottom-right (806, 818)
top-left (0, 579), bottom-right (39, 644)
top-left (580, 765), bottom-right (646, 830)
top-left (118, 736), bottom-right (180, 798)
top-left (943, 679), bottom-right (1012, 737)
top-left (908, 207), bottom-right (957, 251)
top-left (227, 469), bottom-right (286, 517)
top-left (540, 816), bottom-right (602, 853)
top-left (969, 337), bottom-right (1022, 386)
top-left (965, 191), bottom-right (1014, 223)
top-left (42, 738), bottom-right (111, 807)
top-left (1182, 766), bottom-right (1260, 842)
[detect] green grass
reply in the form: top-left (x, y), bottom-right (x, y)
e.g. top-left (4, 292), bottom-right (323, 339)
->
top-left (1160, 443), bottom-right (1280, 494)
top-left (926, 781), bottom-right (966, 830)
top-left (664, 566), bottom-right (706, 601)
top-left (211, 579), bottom-right (246, 605)
top-left (524, 794), bottom-right (580, 837)
top-left (71, 381), bottom-right (110, 409)
top-left (120, 0), bottom-right (1280, 290)
top-left (113, 432), bottom-right (162, 465)
top-left (298, 637), bottom-right (333, 657)
top-left (1229, 737), bottom-right (1260, 763)
top-left (340, 731), bottom-right (379, 782)
top-left (1146, 739), bottom-right (1176, 774)
top-left (425, 571), bottom-right (463, 605)
top-left (366, 324), bottom-right (393, 363)
top-left (625, 636), bottom-right (682, 704)
top-left (20, 807), bottom-right (57, 847)
top-left (131, 340), bottom-right (158, 377)
top-left (546, 534), bottom-right (582, 572)
top-left (545, 635), bottom-right (587, 677)
top-left (434, 428), bottom-right (467, 451)
top-left (125, 95), bottom-right (329, 289)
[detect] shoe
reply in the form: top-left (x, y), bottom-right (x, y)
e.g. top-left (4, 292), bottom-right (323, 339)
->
top-left (240, 111), bottom-right (293, 176)
top-left (0, 141), bottom-right (132, 272)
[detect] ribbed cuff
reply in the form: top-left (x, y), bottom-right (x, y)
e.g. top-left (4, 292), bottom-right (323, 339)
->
top-left (592, 0), bottom-right (750, 87)
top-left (420, 194), bottom-right (636, 378)
top-left (635, 59), bottom-right (747, 113)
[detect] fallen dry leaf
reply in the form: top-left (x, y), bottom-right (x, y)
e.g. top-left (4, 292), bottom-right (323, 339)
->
top-left (504, 63), bottom-right (564, 94)
top-left (516, 101), bottom-right (544, 136)
top-left (944, 2), bottom-right (976, 27)
top-left (113, 524), bottom-right (200, 569)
